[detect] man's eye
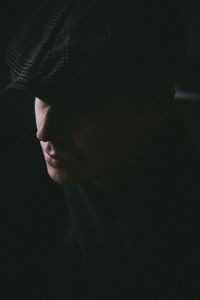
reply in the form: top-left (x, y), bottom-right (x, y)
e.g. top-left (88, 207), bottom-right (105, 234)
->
top-left (55, 110), bottom-right (108, 127)
top-left (82, 111), bottom-right (108, 122)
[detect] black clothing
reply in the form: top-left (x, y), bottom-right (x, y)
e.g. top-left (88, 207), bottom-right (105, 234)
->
top-left (2, 108), bottom-right (200, 299)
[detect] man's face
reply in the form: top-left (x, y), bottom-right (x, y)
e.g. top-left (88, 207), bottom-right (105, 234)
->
top-left (34, 97), bottom-right (155, 188)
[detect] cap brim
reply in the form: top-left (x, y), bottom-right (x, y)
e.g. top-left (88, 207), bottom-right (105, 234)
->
top-left (0, 80), bottom-right (108, 114)
top-left (0, 81), bottom-right (35, 97)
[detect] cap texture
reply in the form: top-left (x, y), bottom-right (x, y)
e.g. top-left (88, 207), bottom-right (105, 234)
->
top-left (1, 0), bottom-right (187, 112)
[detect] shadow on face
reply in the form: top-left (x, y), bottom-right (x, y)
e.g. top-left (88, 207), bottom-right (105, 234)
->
top-left (34, 97), bottom-right (162, 188)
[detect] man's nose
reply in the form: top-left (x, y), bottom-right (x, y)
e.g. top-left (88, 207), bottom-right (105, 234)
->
top-left (36, 110), bottom-right (72, 143)
top-left (36, 121), bottom-right (51, 142)
top-left (36, 110), bottom-right (58, 142)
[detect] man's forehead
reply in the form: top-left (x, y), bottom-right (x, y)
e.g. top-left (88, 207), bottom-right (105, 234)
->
top-left (35, 95), bottom-right (121, 114)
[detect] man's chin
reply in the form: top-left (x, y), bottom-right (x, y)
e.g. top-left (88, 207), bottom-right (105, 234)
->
top-left (46, 164), bottom-right (77, 185)
top-left (45, 160), bottom-right (117, 188)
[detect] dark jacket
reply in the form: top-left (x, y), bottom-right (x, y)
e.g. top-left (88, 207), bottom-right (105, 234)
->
top-left (2, 107), bottom-right (200, 299)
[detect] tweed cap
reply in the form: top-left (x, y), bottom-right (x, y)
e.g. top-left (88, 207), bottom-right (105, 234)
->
top-left (1, 0), bottom-right (187, 113)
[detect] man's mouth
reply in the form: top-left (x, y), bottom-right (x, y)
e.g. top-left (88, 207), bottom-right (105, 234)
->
top-left (44, 151), bottom-right (74, 168)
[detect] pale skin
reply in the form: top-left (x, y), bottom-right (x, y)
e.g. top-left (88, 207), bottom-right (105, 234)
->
top-left (35, 97), bottom-right (166, 192)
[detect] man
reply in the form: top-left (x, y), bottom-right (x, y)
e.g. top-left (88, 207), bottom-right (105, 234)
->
top-left (1, 0), bottom-right (200, 298)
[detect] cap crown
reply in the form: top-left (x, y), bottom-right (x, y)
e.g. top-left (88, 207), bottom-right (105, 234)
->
top-left (4, 0), bottom-right (187, 112)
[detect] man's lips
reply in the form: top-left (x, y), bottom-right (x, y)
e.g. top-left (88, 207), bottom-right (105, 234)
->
top-left (45, 149), bottom-right (75, 161)
top-left (46, 153), bottom-right (67, 160)
top-left (44, 151), bottom-right (74, 168)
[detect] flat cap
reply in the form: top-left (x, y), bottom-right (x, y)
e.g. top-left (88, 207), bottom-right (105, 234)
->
top-left (1, 0), bottom-right (187, 112)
